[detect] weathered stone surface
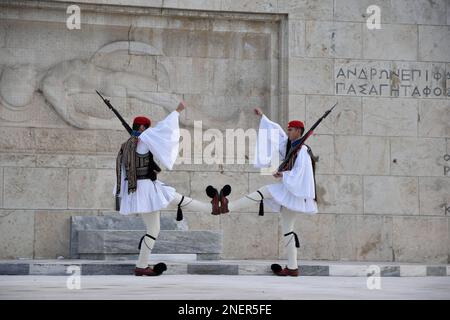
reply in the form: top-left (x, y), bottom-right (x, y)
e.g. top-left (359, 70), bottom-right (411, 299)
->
top-left (187, 264), bottom-right (238, 275)
top-left (299, 265), bottom-right (329, 276)
top-left (391, 138), bottom-right (446, 177)
top-left (335, 215), bottom-right (393, 261)
top-left (393, 216), bottom-right (448, 263)
top-left (362, 24), bottom-right (417, 61)
top-left (69, 214), bottom-right (180, 258)
top-left (162, 29), bottom-right (271, 60)
top-left (335, 136), bottom-right (390, 175)
top-left (71, 214), bottom-right (178, 231)
top-left (426, 266), bottom-right (447, 276)
top-left (163, 0), bottom-right (222, 11)
top-left (334, 0), bottom-right (391, 23)
top-left (80, 263), bottom-right (135, 275)
top-left (315, 175), bottom-right (363, 214)
top-left (419, 26), bottom-right (450, 62)
top-left (364, 176), bottom-right (418, 215)
top-left (34, 128), bottom-right (97, 153)
top-left (335, 60), bottom-right (447, 99)
top-left (4, 168), bottom-right (68, 209)
top-left (278, 0), bottom-right (333, 20)
top-left (305, 21), bottom-right (362, 59)
top-left (334, 0), bottom-right (447, 24)
top-left (95, 130), bottom-right (129, 153)
top-left (307, 135), bottom-right (334, 174)
top-left (221, 0), bottom-right (277, 13)
top-left (400, 265), bottom-right (427, 277)
top-left (0, 263), bottom-right (29, 275)
top-left (0, 210), bottom-right (34, 259)
top-left (362, 98), bottom-right (418, 136)
top-left (211, 58), bottom-right (270, 96)
top-left (68, 169), bottom-right (115, 209)
top-left (181, 212), bottom-right (220, 230)
top-left (0, 127), bottom-right (35, 152)
top-left (289, 58), bottom-right (334, 95)
top-left (381, 266), bottom-right (400, 277)
top-left (29, 263), bottom-right (74, 276)
top-left (288, 95), bottom-right (305, 121)
top-left (390, 0), bottom-right (447, 25)
top-left (95, 156), bottom-right (116, 169)
top-left (196, 253), bottom-right (220, 260)
top-left (77, 230), bottom-right (222, 254)
top-left (329, 264), bottom-right (371, 277)
top-left (306, 96), bottom-right (362, 135)
top-left (0, 153), bottom-right (36, 167)
top-left (221, 213), bottom-right (278, 259)
top-left (419, 177), bottom-right (450, 216)
top-left (190, 171), bottom-right (248, 202)
top-left (418, 100), bottom-right (450, 138)
top-left (238, 263), bottom-right (272, 275)
top-left (34, 210), bottom-right (97, 259)
top-left (288, 20), bottom-right (305, 57)
top-left (36, 154), bottom-right (97, 169)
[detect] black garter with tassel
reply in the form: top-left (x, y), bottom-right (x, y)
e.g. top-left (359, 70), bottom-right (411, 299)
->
top-left (284, 231), bottom-right (300, 248)
top-left (257, 190), bottom-right (264, 216)
top-left (177, 196), bottom-right (184, 221)
top-left (138, 234), bottom-right (156, 250)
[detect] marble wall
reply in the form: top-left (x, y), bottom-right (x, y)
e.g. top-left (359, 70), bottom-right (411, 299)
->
top-left (0, 0), bottom-right (448, 263)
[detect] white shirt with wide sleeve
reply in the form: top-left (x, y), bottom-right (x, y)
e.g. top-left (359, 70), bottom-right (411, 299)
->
top-left (254, 115), bottom-right (318, 214)
top-left (113, 111), bottom-right (180, 215)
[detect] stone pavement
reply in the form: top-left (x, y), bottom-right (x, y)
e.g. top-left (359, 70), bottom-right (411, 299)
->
top-left (0, 257), bottom-right (449, 277)
top-left (1, 275), bottom-right (449, 300)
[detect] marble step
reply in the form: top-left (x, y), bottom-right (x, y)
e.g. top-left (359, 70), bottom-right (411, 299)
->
top-left (1, 259), bottom-right (448, 277)
top-left (70, 214), bottom-right (188, 258)
top-left (77, 230), bottom-right (223, 259)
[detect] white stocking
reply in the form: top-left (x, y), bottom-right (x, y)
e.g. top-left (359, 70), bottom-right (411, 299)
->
top-left (228, 185), bottom-right (272, 212)
top-left (170, 192), bottom-right (212, 213)
top-left (281, 208), bottom-right (299, 270)
top-left (136, 211), bottom-right (160, 268)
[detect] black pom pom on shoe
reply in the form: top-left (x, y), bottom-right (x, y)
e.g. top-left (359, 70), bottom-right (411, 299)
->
top-left (221, 184), bottom-right (231, 197)
top-left (153, 262), bottom-right (167, 275)
top-left (271, 263), bottom-right (282, 273)
top-left (206, 185), bottom-right (218, 198)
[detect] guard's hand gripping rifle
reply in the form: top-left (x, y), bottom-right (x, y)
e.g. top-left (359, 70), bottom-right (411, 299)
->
top-left (277, 102), bottom-right (338, 172)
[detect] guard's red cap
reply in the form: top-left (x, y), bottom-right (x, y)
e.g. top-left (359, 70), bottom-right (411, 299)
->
top-left (288, 120), bottom-right (304, 129)
top-left (133, 116), bottom-right (151, 127)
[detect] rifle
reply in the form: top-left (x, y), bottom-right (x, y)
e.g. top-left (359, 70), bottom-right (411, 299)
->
top-left (96, 90), bottom-right (133, 135)
top-left (277, 102), bottom-right (338, 172)
top-left (96, 90), bottom-right (133, 211)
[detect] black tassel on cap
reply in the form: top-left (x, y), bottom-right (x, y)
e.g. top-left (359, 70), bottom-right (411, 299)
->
top-left (176, 196), bottom-right (184, 221)
top-left (257, 190), bottom-right (264, 216)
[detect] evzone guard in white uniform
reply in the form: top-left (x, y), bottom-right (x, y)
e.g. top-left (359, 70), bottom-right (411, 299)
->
top-left (207, 107), bottom-right (319, 277)
top-left (113, 101), bottom-right (223, 276)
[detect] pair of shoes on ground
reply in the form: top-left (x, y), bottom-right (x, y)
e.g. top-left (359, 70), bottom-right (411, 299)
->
top-left (271, 263), bottom-right (299, 277)
top-left (135, 262), bottom-right (298, 277)
top-left (206, 185), bottom-right (231, 215)
top-left (134, 262), bottom-right (167, 276)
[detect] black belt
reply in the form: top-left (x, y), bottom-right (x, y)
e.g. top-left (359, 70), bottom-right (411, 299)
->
top-left (125, 176), bottom-right (152, 181)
